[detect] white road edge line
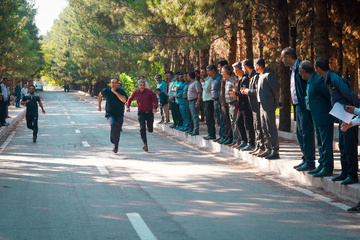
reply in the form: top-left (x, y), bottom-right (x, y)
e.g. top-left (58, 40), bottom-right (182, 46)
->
top-left (95, 162), bottom-right (109, 175)
top-left (75, 129), bottom-right (81, 134)
top-left (82, 141), bottom-right (90, 147)
top-left (126, 213), bottom-right (157, 240)
top-left (67, 116), bottom-right (71, 119)
top-left (0, 131), bottom-right (16, 153)
top-left (64, 112), bottom-right (68, 114)
top-left (70, 121), bottom-right (75, 124)
top-left (164, 135), bottom-right (357, 213)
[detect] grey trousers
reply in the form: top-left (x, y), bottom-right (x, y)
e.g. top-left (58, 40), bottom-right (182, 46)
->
top-left (260, 105), bottom-right (279, 154)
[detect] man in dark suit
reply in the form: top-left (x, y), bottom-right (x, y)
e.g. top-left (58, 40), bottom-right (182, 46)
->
top-left (240, 59), bottom-right (265, 155)
top-left (315, 57), bottom-right (359, 185)
top-left (299, 60), bottom-right (334, 177)
top-left (281, 48), bottom-right (315, 171)
top-left (254, 58), bottom-right (280, 159)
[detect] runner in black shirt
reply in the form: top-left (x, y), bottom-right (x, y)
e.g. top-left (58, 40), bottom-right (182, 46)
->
top-left (98, 78), bottom-right (128, 153)
top-left (21, 84), bottom-right (46, 142)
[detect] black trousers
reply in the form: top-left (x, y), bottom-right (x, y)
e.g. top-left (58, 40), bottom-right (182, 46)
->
top-left (221, 102), bottom-right (232, 140)
top-left (26, 113), bottom-right (38, 137)
top-left (204, 100), bottom-right (216, 137)
top-left (138, 111), bottom-right (154, 145)
top-left (0, 101), bottom-right (6, 124)
top-left (338, 121), bottom-right (358, 179)
top-left (236, 108), bottom-right (255, 145)
top-left (106, 114), bottom-right (124, 146)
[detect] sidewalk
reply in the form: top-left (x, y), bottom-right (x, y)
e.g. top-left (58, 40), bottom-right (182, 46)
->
top-left (0, 105), bottom-right (26, 141)
top-left (78, 91), bottom-right (358, 203)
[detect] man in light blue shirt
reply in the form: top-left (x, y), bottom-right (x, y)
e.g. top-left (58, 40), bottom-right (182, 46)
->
top-left (201, 67), bottom-right (216, 140)
top-left (156, 74), bottom-right (168, 123)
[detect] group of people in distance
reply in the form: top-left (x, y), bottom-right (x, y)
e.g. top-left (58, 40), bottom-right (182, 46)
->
top-left (153, 59), bottom-right (280, 160)
top-left (98, 48), bottom-right (360, 213)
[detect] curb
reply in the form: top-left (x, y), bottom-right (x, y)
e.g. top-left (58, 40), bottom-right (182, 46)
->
top-left (0, 109), bottom-right (26, 140)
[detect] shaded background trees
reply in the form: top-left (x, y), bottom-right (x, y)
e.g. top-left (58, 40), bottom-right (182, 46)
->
top-left (1, 0), bottom-right (360, 132)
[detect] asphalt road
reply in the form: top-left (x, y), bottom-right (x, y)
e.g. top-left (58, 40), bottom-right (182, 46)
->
top-left (0, 90), bottom-right (359, 240)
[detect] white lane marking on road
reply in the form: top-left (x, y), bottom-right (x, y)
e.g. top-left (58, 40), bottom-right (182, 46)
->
top-left (0, 131), bottom-right (16, 153)
top-left (82, 141), bottom-right (90, 147)
top-left (67, 116), bottom-right (71, 119)
top-left (95, 162), bottom-right (109, 175)
top-left (75, 129), bottom-right (81, 134)
top-left (70, 121), bottom-right (75, 124)
top-left (126, 213), bottom-right (157, 240)
top-left (63, 108), bottom-right (66, 110)
top-left (64, 112), bottom-right (68, 114)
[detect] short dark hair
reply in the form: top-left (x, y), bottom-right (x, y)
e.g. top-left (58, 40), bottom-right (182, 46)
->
top-left (315, 57), bottom-right (330, 71)
top-left (222, 65), bottom-right (232, 75)
top-left (254, 58), bottom-right (265, 69)
top-left (155, 88), bottom-right (161, 92)
top-left (155, 74), bottom-right (162, 78)
top-left (189, 71), bottom-right (196, 79)
top-left (282, 47), bottom-right (297, 59)
top-left (299, 60), bottom-right (314, 74)
top-left (195, 70), bottom-right (200, 74)
top-left (218, 60), bottom-right (228, 67)
top-left (206, 64), bottom-right (217, 71)
top-left (242, 59), bottom-right (253, 69)
top-left (200, 66), bottom-right (206, 70)
top-left (111, 78), bottom-right (119, 82)
top-left (165, 71), bottom-right (173, 75)
top-left (28, 84), bottom-right (35, 89)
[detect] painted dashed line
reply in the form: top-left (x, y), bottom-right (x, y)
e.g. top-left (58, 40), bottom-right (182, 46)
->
top-left (75, 129), bottom-right (81, 134)
top-left (126, 213), bottom-right (157, 240)
top-left (67, 116), bottom-right (70, 119)
top-left (0, 131), bottom-right (16, 153)
top-left (64, 112), bottom-right (68, 114)
top-left (70, 121), bottom-right (75, 124)
top-left (95, 162), bottom-right (109, 175)
top-left (82, 141), bottom-right (90, 147)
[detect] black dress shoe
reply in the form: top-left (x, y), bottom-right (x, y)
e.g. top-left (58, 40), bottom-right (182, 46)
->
top-left (242, 145), bottom-right (255, 151)
top-left (1, 122), bottom-right (9, 126)
top-left (169, 124), bottom-right (177, 128)
top-left (112, 144), bottom-right (118, 153)
top-left (33, 136), bottom-right (37, 143)
top-left (331, 173), bottom-right (347, 181)
top-left (341, 177), bottom-right (359, 185)
top-left (265, 152), bottom-right (280, 160)
top-left (218, 138), bottom-right (227, 144)
top-left (308, 166), bottom-right (323, 175)
top-left (143, 145), bottom-right (148, 152)
top-left (258, 150), bottom-right (271, 158)
top-left (223, 139), bottom-right (233, 145)
top-left (236, 142), bottom-right (247, 149)
top-left (213, 137), bottom-right (222, 142)
top-left (347, 202), bottom-right (360, 213)
top-left (191, 132), bottom-right (199, 136)
top-left (158, 120), bottom-right (164, 124)
top-left (313, 169), bottom-right (333, 178)
top-left (293, 161), bottom-right (305, 169)
top-left (186, 129), bottom-right (193, 134)
top-left (296, 163), bottom-right (315, 171)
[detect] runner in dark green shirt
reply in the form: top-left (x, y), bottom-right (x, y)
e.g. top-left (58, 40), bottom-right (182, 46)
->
top-left (21, 84), bottom-right (46, 143)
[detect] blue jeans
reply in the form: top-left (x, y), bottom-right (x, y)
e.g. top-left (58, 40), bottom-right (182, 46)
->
top-left (179, 103), bottom-right (189, 128)
top-left (106, 114), bottom-right (124, 145)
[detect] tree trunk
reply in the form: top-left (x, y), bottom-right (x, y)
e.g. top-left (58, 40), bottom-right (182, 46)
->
top-left (243, 2), bottom-right (253, 61)
top-left (357, 46), bottom-right (360, 97)
top-left (314, 0), bottom-right (330, 59)
top-left (333, 1), bottom-right (343, 73)
top-left (310, 9), bottom-right (315, 62)
top-left (228, 23), bottom-right (237, 65)
top-left (199, 48), bottom-right (210, 68)
top-left (278, 0), bottom-right (291, 132)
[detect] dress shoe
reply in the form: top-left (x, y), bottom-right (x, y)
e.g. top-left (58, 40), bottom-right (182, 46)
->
top-left (242, 145), bottom-right (255, 151)
top-left (236, 142), bottom-right (247, 149)
top-left (186, 129), bottom-right (193, 134)
top-left (213, 137), bottom-right (222, 142)
top-left (232, 143), bottom-right (240, 148)
top-left (250, 148), bottom-right (259, 154)
top-left (313, 169), bottom-right (333, 178)
top-left (223, 139), bottom-right (233, 145)
top-left (265, 152), bottom-right (280, 160)
top-left (169, 124), bottom-right (177, 128)
top-left (218, 137), bottom-right (227, 144)
top-left (341, 177), bottom-right (359, 185)
top-left (143, 145), bottom-right (148, 152)
top-left (293, 161), bottom-right (305, 169)
top-left (158, 120), bottom-right (164, 124)
top-left (112, 144), bottom-right (118, 153)
top-left (191, 132), bottom-right (199, 136)
top-left (1, 122), bottom-right (9, 126)
top-left (33, 136), bottom-right (37, 143)
top-left (347, 202), bottom-right (360, 213)
top-left (331, 173), bottom-right (347, 182)
top-left (257, 150), bottom-right (271, 158)
top-left (308, 166), bottom-right (323, 175)
top-left (296, 163), bottom-right (315, 171)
